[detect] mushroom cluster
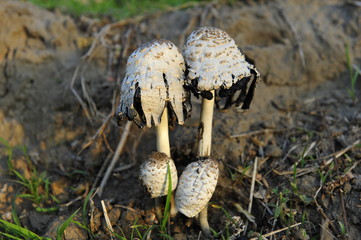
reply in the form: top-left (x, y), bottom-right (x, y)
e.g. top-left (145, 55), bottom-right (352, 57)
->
top-left (115, 27), bottom-right (260, 236)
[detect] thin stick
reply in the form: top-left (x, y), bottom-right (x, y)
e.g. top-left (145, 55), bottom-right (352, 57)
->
top-left (70, 65), bottom-right (92, 122)
top-left (98, 121), bottom-right (132, 197)
top-left (248, 157), bottom-right (258, 214)
top-left (101, 200), bottom-right (114, 239)
top-left (249, 222), bottom-right (302, 240)
top-left (230, 128), bottom-right (293, 138)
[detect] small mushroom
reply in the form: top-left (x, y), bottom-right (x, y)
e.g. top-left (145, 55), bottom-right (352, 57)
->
top-left (182, 27), bottom-right (260, 235)
top-left (175, 158), bottom-right (219, 236)
top-left (115, 40), bottom-right (191, 219)
top-left (140, 152), bottom-right (178, 198)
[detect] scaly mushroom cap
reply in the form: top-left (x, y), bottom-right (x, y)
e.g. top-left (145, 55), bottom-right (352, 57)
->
top-left (175, 159), bottom-right (219, 218)
top-left (183, 27), bottom-right (260, 110)
top-left (139, 152), bottom-right (178, 198)
top-left (116, 40), bottom-right (191, 128)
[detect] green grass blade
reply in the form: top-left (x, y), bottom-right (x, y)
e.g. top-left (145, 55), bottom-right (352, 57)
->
top-left (56, 209), bottom-right (80, 240)
top-left (11, 197), bottom-right (21, 227)
top-left (161, 163), bottom-right (172, 230)
top-left (34, 206), bottom-right (59, 213)
top-left (0, 232), bottom-right (23, 240)
top-left (157, 233), bottom-right (175, 239)
top-left (0, 219), bottom-right (44, 240)
top-left (82, 188), bottom-right (95, 225)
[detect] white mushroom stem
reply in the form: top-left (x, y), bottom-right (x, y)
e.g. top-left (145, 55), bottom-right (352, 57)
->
top-left (199, 206), bottom-right (211, 236)
top-left (197, 90), bottom-right (215, 157)
top-left (156, 109), bottom-right (171, 156)
top-left (154, 109), bottom-right (178, 219)
top-left (197, 90), bottom-right (215, 236)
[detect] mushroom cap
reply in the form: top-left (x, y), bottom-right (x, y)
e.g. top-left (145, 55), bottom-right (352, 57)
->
top-left (183, 27), bottom-right (260, 109)
top-left (175, 158), bottom-right (219, 218)
top-left (116, 39), bottom-right (191, 128)
top-left (139, 152), bottom-right (178, 198)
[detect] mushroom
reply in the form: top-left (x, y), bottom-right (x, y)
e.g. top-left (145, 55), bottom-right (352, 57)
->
top-left (115, 39), bottom-right (191, 219)
top-left (180, 27), bottom-right (260, 235)
top-left (175, 158), bottom-right (219, 236)
top-left (140, 151), bottom-right (178, 197)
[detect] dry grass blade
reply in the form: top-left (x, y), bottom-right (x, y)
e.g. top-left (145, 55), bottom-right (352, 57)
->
top-left (101, 200), bottom-right (114, 239)
top-left (229, 128), bottom-right (293, 138)
top-left (248, 157), bottom-right (258, 214)
top-left (98, 121), bottom-right (132, 197)
top-left (249, 222), bottom-right (302, 240)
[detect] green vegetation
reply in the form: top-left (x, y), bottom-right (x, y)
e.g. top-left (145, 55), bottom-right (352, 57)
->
top-left (0, 138), bottom-right (59, 213)
top-left (0, 219), bottom-right (51, 240)
top-left (345, 42), bottom-right (360, 102)
top-left (27, 0), bottom-right (207, 19)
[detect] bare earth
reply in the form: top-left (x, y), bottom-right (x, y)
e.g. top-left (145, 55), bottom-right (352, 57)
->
top-left (0, 0), bottom-right (360, 239)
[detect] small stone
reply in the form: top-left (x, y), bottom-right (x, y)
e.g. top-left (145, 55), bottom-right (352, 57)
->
top-left (343, 182), bottom-right (352, 194)
top-left (108, 207), bottom-right (121, 226)
top-left (297, 175), bottom-right (318, 197)
top-left (265, 145), bottom-right (283, 157)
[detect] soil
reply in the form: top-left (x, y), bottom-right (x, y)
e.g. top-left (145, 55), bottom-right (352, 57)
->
top-left (0, 0), bottom-right (360, 239)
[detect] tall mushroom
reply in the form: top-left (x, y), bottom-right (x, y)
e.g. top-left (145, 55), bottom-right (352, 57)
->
top-left (178, 27), bottom-right (260, 235)
top-left (115, 39), bottom-right (191, 219)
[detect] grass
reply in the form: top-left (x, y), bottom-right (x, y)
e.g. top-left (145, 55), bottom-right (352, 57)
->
top-left (345, 42), bottom-right (360, 102)
top-left (0, 137), bottom-right (59, 213)
top-left (26, 0), bottom-right (207, 19)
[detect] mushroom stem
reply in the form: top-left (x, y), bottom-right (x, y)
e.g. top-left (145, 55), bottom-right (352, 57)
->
top-left (197, 90), bottom-right (215, 236)
top-left (199, 206), bottom-right (211, 236)
top-left (197, 90), bottom-right (215, 157)
top-left (156, 109), bottom-right (171, 156)
top-left (154, 109), bottom-right (178, 219)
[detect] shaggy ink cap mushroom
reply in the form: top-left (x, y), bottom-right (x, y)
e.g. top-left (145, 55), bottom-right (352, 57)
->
top-left (116, 39), bottom-right (191, 128)
top-left (183, 27), bottom-right (260, 110)
top-left (139, 152), bottom-right (178, 198)
top-left (175, 158), bottom-right (219, 218)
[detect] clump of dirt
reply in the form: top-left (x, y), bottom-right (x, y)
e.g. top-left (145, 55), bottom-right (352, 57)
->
top-left (0, 0), bottom-right (360, 239)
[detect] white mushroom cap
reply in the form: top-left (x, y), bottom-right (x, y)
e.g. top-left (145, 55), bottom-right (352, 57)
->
top-left (116, 40), bottom-right (191, 128)
top-left (183, 27), bottom-right (260, 109)
top-left (139, 152), bottom-right (178, 198)
top-left (175, 158), bottom-right (219, 218)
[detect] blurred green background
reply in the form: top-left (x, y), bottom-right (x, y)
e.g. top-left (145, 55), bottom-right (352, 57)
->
top-left (27, 0), bottom-right (208, 19)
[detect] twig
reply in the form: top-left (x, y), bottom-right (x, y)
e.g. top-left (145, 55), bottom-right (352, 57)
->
top-left (92, 153), bottom-right (113, 188)
top-left (229, 128), bottom-right (293, 138)
top-left (101, 200), bottom-right (114, 239)
top-left (244, 157), bottom-right (258, 233)
top-left (98, 121), bottom-right (132, 197)
top-left (313, 179), bottom-right (338, 235)
top-left (70, 65), bottom-right (92, 122)
top-left (249, 222), bottom-right (302, 240)
top-left (113, 204), bottom-right (143, 214)
top-left (248, 157), bottom-right (258, 214)
top-left (77, 111), bottom-right (115, 155)
top-left (335, 152), bottom-right (350, 238)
